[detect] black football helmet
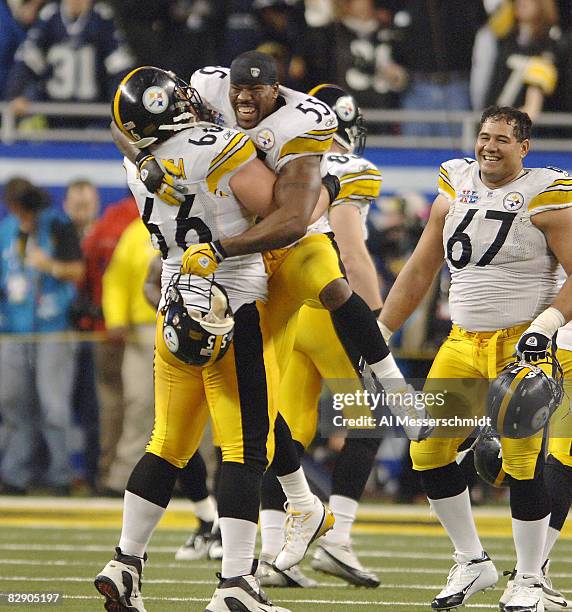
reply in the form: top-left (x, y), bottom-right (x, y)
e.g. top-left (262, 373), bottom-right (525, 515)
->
top-left (112, 66), bottom-right (210, 148)
top-left (308, 84), bottom-right (367, 156)
top-left (161, 275), bottom-right (234, 367)
top-left (473, 430), bottom-right (512, 488)
top-left (487, 353), bottom-right (564, 439)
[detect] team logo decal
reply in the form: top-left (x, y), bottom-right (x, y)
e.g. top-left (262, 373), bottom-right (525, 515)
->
top-left (163, 325), bottom-right (179, 353)
top-left (256, 128), bottom-right (275, 150)
top-left (334, 96), bottom-right (357, 122)
top-left (142, 86), bottom-right (168, 114)
top-left (250, 67), bottom-right (261, 78)
top-left (459, 189), bottom-right (479, 204)
top-left (503, 191), bottom-right (524, 211)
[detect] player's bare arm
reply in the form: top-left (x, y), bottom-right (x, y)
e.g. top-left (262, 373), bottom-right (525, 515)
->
top-left (220, 155), bottom-right (322, 256)
top-left (379, 194), bottom-right (449, 333)
top-left (532, 206), bottom-right (572, 322)
top-left (329, 203), bottom-right (381, 311)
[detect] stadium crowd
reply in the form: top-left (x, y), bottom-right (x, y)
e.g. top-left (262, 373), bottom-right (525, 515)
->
top-left (3, 0), bottom-right (572, 128)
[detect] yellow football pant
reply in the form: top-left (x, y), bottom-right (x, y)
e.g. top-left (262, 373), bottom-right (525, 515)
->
top-left (264, 233), bottom-right (345, 375)
top-left (147, 302), bottom-right (279, 469)
top-left (548, 347), bottom-right (572, 467)
top-left (279, 305), bottom-right (360, 448)
top-left (410, 323), bottom-right (563, 480)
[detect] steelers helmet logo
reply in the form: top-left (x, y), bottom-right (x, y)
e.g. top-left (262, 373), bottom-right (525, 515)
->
top-left (531, 406), bottom-right (550, 431)
top-left (142, 86), bottom-right (168, 114)
top-left (503, 191), bottom-right (524, 211)
top-left (334, 95), bottom-right (357, 122)
top-left (256, 128), bottom-right (275, 150)
top-left (163, 325), bottom-right (179, 353)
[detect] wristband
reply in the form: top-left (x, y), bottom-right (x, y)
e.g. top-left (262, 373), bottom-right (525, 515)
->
top-left (529, 306), bottom-right (566, 337)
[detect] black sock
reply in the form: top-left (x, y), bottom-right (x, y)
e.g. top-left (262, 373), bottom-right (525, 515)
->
top-left (545, 455), bottom-right (572, 530)
top-left (331, 292), bottom-right (389, 367)
top-left (217, 461), bottom-right (262, 523)
top-left (331, 437), bottom-right (381, 500)
top-left (177, 450), bottom-right (209, 503)
top-left (126, 453), bottom-right (180, 508)
top-left (269, 413), bottom-right (301, 477)
top-left (510, 473), bottom-right (551, 521)
top-left (421, 462), bottom-right (467, 500)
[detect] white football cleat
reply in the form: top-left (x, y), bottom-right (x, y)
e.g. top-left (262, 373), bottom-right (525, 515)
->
top-left (205, 573), bottom-right (291, 612)
top-left (503, 574), bottom-right (544, 612)
top-left (94, 547), bottom-right (147, 611)
top-left (255, 560), bottom-right (317, 588)
top-left (501, 561), bottom-right (571, 611)
top-left (175, 521), bottom-right (222, 561)
top-left (311, 540), bottom-right (380, 588)
top-left (541, 559), bottom-right (571, 611)
top-left (431, 552), bottom-right (498, 610)
top-left (273, 496), bottom-right (335, 571)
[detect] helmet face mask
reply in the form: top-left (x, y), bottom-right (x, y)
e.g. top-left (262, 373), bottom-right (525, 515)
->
top-left (308, 84), bottom-right (367, 156)
top-left (161, 275), bottom-right (234, 367)
top-left (112, 66), bottom-right (210, 148)
top-left (487, 353), bottom-right (564, 439)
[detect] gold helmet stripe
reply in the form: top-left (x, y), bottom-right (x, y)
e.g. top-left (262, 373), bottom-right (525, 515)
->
top-left (112, 66), bottom-right (148, 141)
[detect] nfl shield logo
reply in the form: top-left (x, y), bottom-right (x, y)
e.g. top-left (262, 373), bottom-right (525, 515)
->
top-left (250, 67), bottom-right (261, 78)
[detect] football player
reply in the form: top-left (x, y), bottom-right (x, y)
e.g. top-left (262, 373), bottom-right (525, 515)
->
top-left (500, 266), bottom-right (572, 611)
top-left (256, 84), bottom-right (383, 589)
top-left (379, 106), bottom-right (572, 611)
top-left (95, 66), bottom-right (332, 612)
top-left (116, 51), bottom-right (430, 442)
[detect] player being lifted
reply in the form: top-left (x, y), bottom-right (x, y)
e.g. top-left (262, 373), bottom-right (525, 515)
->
top-left (379, 106), bottom-right (572, 612)
top-left (95, 66), bottom-right (334, 612)
top-left (115, 51), bottom-right (431, 443)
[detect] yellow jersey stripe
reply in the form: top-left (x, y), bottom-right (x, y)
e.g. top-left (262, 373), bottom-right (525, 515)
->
top-left (528, 189), bottom-right (572, 211)
top-left (209, 133), bottom-right (250, 171)
top-left (338, 177), bottom-right (382, 200)
top-left (279, 134), bottom-right (334, 161)
top-left (206, 136), bottom-right (256, 194)
top-left (341, 169), bottom-right (382, 182)
top-left (307, 126), bottom-right (338, 137)
top-left (440, 165), bottom-right (450, 181)
top-left (438, 176), bottom-right (456, 200)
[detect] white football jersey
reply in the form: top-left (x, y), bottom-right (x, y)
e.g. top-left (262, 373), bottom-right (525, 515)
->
top-left (308, 152), bottom-right (382, 238)
top-left (124, 123), bottom-right (267, 311)
top-left (190, 67), bottom-right (337, 173)
top-left (439, 159), bottom-right (572, 331)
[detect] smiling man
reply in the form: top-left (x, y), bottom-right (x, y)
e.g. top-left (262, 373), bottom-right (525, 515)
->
top-left (379, 105), bottom-right (572, 612)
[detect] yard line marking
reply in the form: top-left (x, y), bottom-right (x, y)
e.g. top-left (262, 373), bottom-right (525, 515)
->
top-left (57, 594), bottom-right (503, 607)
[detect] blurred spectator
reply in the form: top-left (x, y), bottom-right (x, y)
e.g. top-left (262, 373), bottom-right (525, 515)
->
top-left (389, 0), bottom-right (486, 137)
top-left (78, 195), bottom-right (139, 493)
top-left (0, 177), bottom-right (84, 495)
top-left (6, 0), bottom-right (133, 126)
top-left (0, 0), bottom-right (26, 98)
top-left (305, 0), bottom-right (404, 113)
top-left (208, 0), bottom-right (267, 67)
top-left (109, 0), bottom-right (215, 80)
top-left (99, 217), bottom-right (157, 495)
top-left (483, 0), bottom-right (562, 120)
top-left (252, 0), bottom-right (309, 89)
top-left (63, 179), bottom-right (100, 492)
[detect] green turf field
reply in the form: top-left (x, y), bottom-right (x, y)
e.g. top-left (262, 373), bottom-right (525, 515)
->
top-left (0, 499), bottom-right (570, 611)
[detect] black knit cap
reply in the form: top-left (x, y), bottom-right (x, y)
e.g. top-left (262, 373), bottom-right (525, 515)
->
top-left (230, 51), bottom-right (278, 85)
